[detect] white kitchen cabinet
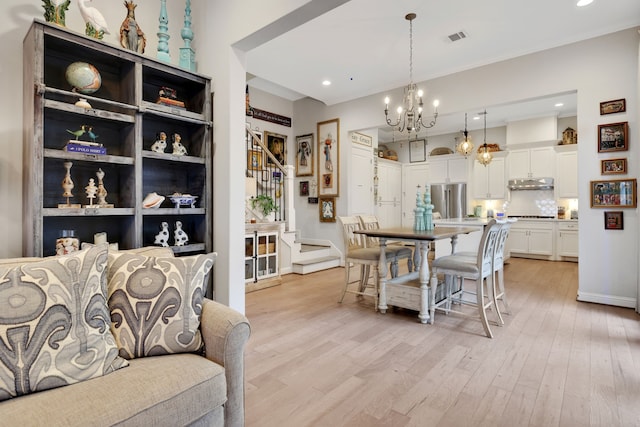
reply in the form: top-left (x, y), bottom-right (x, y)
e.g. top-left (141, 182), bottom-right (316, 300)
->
top-left (401, 162), bottom-right (428, 228)
top-left (472, 156), bottom-right (506, 199)
top-left (376, 159), bottom-right (402, 227)
top-left (556, 221), bottom-right (578, 259)
top-left (427, 155), bottom-right (468, 184)
top-left (555, 146), bottom-right (578, 198)
top-left (508, 147), bottom-right (555, 179)
top-left (508, 220), bottom-right (554, 258)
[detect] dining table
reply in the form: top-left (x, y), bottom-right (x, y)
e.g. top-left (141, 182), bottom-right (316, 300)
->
top-left (354, 226), bottom-right (478, 324)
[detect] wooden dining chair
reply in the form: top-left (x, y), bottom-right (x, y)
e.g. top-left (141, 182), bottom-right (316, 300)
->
top-left (337, 216), bottom-right (383, 308)
top-left (430, 219), bottom-right (503, 338)
top-left (358, 215), bottom-right (414, 276)
top-left (492, 218), bottom-right (516, 320)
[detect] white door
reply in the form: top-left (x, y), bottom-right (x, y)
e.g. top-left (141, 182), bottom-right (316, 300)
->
top-left (402, 163), bottom-right (428, 228)
top-left (377, 160), bottom-right (402, 227)
top-left (350, 147), bottom-right (373, 215)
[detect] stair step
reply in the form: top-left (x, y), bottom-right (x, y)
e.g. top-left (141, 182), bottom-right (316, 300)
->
top-left (300, 243), bottom-right (331, 253)
top-left (292, 255), bottom-right (341, 275)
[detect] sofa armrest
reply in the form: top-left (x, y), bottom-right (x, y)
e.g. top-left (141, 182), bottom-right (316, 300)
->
top-left (200, 298), bottom-right (251, 427)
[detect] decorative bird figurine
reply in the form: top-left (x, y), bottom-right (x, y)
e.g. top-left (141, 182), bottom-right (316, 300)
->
top-left (66, 125), bottom-right (86, 140)
top-left (85, 126), bottom-right (99, 143)
top-left (120, 1), bottom-right (146, 53)
top-left (77, 0), bottom-right (111, 39)
top-left (42, 0), bottom-right (71, 27)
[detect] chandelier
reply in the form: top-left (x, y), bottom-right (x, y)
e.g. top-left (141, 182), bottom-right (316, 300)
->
top-left (455, 113), bottom-right (474, 156)
top-left (384, 13), bottom-right (439, 135)
top-left (477, 110), bottom-right (493, 166)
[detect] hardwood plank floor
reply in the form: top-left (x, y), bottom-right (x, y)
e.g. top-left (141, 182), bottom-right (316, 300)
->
top-left (244, 258), bottom-right (640, 427)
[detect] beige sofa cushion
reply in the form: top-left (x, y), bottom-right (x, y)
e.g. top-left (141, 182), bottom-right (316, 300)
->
top-left (0, 353), bottom-right (227, 426)
top-left (0, 244), bottom-right (128, 401)
top-left (107, 252), bottom-right (217, 359)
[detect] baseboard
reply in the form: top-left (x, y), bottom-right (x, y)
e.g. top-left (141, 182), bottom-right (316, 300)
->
top-left (577, 291), bottom-right (636, 308)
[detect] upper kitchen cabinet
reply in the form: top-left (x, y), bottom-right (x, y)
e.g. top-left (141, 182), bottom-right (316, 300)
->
top-left (427, 154), bottom-right (469, 184)
top-left (554, 145), bottom-right (578, 198)
top-left (472, 154), bottom-right (506, 200)
top-left (507, 147), bottom-right (555, 179)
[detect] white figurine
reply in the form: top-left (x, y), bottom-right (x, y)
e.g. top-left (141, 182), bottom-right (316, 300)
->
top-left (174, 221), bottom-right (189, 246)
top-left (154, 221), bottom-right (170, 247)
top-left (172, 133), bottom-right (187, 156)
top-left (77, 0), bottom-right (111, 39)
top-left (151, 131), bottom-right (167, 153)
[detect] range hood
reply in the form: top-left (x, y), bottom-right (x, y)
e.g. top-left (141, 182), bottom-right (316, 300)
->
top-left (508, 178), bottom-right (554, 190)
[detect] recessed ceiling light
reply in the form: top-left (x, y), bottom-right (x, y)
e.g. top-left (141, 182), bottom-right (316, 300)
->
top-left (473, 116), bottom-right (480, 120)
top-left (555, 103), bottom-right (564, 107)
top-left (322, 80), bottom-right (331, 86)
top-left (576, 0), bottom-right (593, 7)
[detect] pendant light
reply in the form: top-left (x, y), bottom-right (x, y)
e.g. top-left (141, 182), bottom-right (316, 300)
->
top-left (476, 110), bottom-right (493, 166)
top-left (455, 113), bottom-right (474, 157)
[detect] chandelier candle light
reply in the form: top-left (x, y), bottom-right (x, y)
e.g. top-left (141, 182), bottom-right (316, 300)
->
top-left (477, 110), bottom-right (493, 166)
top-left (384, 13), bottom-right (439, 136)
top-left (456, 113), bottom-right (474, 156)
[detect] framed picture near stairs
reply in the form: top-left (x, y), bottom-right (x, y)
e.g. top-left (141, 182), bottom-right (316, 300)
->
top-left (317, 118), bottom-right (340, 197)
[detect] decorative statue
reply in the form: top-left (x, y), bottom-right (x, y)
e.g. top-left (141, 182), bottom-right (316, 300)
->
top-left (77, 0), bottom-right (111, 39)
top-left (42, 0), bottom-right (71, 27)
top-left (61, 161), bottom-right (75, 207)
top-left (413, 185), bottom-right (425, 231)
top-left (95, 168), bottom-right (113, 207)
top-left (172, 133), bottom-right (187, 156)
top-left (174, 221), bottom-right (189, 246)
top-left (120, 1), bottom-right (146, 53)
top-left (154, 222), bottom-right (169, 247)
top-left (84, 178), bottom-right (97, 207)
top-left (151, 131), bottom-right (167, 153)
top-left (423, 184), bottom-right (434, 230)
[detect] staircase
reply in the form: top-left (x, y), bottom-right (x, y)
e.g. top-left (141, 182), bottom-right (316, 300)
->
top-left (246, 125), bottom-right (342, 276)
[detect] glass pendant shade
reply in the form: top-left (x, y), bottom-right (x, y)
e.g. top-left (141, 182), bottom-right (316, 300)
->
top-left (476, 110), bottom-right (493, 166)
top-left (456, 113), bottom-right (474, 156)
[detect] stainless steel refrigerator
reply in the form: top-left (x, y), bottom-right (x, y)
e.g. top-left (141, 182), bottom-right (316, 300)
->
top-left (430, 183), bottom-right (466, 219)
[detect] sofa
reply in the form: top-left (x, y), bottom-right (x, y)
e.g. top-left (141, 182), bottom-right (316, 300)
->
top-left (0, 245), bottom-right (251, 426)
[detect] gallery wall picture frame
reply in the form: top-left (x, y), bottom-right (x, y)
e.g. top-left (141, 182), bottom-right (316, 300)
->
top-left (247, 149), bottom-right (263, 171)
top-left (597, 121), bottom-right (628, 153)
top-left (604, 211), bottom-right (623, 230)
top-left (300, 181), bottom-right (309, 196)
top-left (590, 178), bottom-right (637, 208)
top-left (319, 196), bottom-right (336, 222)
top-left (409, 139), bottom-right (426, 163)
top-left (600, 158), bottom-right (627, 175)
top-left (263, 131), bottom-right (287, 166)
top-left (317, 118), bottom-right (340, 197)
top-left (600, 98), bottom-right (626, 115)
top-left (295, 133), bottom-right (314, 176)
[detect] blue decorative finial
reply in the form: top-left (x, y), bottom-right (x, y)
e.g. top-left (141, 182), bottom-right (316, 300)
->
top-left (157, 0), bottom-right (171, 62)
top-left (179, 0), bottom-right (196, 71)
top-left (413, 185), bottom-right (425, 231)
top-left (423, 183), bottom-right (434, 230)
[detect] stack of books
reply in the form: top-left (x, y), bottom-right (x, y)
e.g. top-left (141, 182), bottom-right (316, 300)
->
top-left (65, 140), bottom-right (106, 155)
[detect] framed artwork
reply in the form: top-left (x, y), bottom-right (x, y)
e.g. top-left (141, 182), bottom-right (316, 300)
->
top-left (272, 171), bottom-right (282, 183)
top-left (604, 211), bottom-right (623, 230)
top-left (295, 134), bottom-right (314, 176)
top-left (600, 99), bottom-right (626, 115)
top-left (351, 131), bottom-right (372, 147)
top-left (590, 178), bottom-right (637, 208)
top-left (319, 196), bottom-right (336, 222)
top-left (598, 122), bottom-right (628, 153)
top-left (600, 158), bottom-right (627, 175)
top-left (299, 181), bottom-right (309, 196)
top-left (263, 131), bottom-right (287, 165)
top-left (261, 170), bottom-right (270, 182)
top-left (409, 139), bottom-right (426, 163)
top-left (245, 126), bottom-right (262, 148)
top-left (247, 149), bottom-right (262, 170)
top-left (317, 118), bottom-right (340, 196)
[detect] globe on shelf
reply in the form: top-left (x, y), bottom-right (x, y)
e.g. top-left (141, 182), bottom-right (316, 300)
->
top-left (65, 61), bottom-right (101, 94)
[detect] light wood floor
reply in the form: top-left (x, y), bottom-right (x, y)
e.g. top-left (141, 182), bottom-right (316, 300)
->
top-left (244, 258), bottom-right (640, 427)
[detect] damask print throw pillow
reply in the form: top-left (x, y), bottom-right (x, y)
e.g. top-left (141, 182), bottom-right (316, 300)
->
top-left (106, 252), bottom-right (216, 359)
top-left (0, 244), bottom-right (128, 401)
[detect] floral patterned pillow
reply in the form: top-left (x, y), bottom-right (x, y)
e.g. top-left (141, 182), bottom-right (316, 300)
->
top-left (106, 252), bottom-right (216, 359)
top-left (0, 244), bottom-right (128, 401)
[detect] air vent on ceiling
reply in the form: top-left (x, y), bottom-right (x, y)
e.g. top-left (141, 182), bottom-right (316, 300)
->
top-left (447, 31), bottom-right (468, 42)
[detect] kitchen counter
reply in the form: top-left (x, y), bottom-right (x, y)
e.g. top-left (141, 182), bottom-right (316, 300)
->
top-left (435, 217), bottom-right (577, 225)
